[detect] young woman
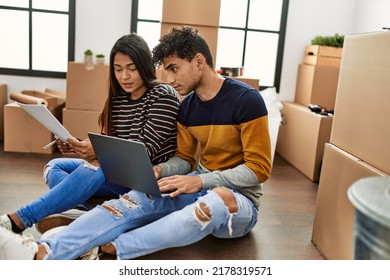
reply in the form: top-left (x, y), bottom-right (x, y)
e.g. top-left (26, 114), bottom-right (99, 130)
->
top-left (0, 33), bottom-right (180, 235)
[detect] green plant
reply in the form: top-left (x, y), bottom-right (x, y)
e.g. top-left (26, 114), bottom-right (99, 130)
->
top-left (95, 54), bottom-right (105, 58)
top-left (311, 33), bottom-right (344, 48)
top-left (84, 49), bottom-right (93, 55)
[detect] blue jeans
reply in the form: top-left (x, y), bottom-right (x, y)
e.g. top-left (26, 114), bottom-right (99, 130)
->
top-left (16, 158), bottom-right (129, 228)
top-left (41, 186), bottom-right (259, 260)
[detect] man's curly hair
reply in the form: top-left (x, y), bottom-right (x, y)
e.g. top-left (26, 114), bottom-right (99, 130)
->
top-left (152, 26), bottom-right (214, 68)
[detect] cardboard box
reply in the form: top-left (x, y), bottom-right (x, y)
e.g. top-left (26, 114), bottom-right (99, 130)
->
top-left (66, 62), bottom-right (109, 111)
top-left (231, 77), bottom-right (260, 90)
top-left (0, 84), bottom-right (7, 141)
top-left (276, 102), bottom-right (333, 181)
top-left (330, 31), bottom-right (390, 175)
top-left (62, 108), bottom-right (101, 140)
top-left (312, 143), bottom-right (388, 260)
top-left (161, 23), bottom-right (219, 66)
top-left (156, 68), bottom-right (260, 91)
top-left (162, 0), bottom-right (221, 27)
top-left (3, 103), bottom-right (59, 154)
top-left (303, 45), bottom-right (342, 67)
top-left (294, 63), bottom-right (340, 109)
top-left (155, 67), bottom-right (168, 83)
top-left (43, 88), bottom-right (66, 106)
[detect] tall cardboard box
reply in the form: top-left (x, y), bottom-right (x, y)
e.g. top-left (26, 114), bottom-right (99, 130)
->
top-left (0, 84), bottom-right (7, 141)
top-left (62, 108), bottom-right (101, 140)
top-left (161, 23), bottom-right (219, 66)
top-left (162, 0), bottom-right (220, 27)
top-left (294, 63), bottom-right (340, 109)
top-left (330, 31), bottom-right (390, 175)
top-left (4, 103), bottom-right (59, 154)
top-left (312, 143), bottom-right (388, 260)
top-left (232, 77), bottom-right (260, 90)
top-left (66, 62), bottom-right (109, 111)
top-left (276, 102), bottom-right (333, 181)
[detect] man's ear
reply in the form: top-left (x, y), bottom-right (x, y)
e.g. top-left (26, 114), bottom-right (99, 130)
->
top-left (194, 53), bottom-right (204, 68)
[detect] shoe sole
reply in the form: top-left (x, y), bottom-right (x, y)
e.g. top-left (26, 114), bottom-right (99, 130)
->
top-left (36, 216), bottom-right (75, 234)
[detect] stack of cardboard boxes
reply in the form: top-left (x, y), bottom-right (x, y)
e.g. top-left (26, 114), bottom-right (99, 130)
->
top-left (156, 0), bottom-right (220, 86)
top-left (276, 44), bottom-right (342, 181)
top-left (312, 31), bottom-right (390, 259)
top-left (62, 62), bottom-right (109, 140)
top-left (155, 0), bottom-right (260, 90)
top-left (3, 89), bottom-right (65, 154)
top-left (2, 61), bottom-right (108, 154)
top-left (161, 0), bottom-right (220, 63)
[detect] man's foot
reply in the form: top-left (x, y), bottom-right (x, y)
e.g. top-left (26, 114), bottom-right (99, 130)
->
top-left (80, 247), bottom-right (101, 260)
top-left (41, 225), bottom-right (68, 240)
top-left (0, 227), bottom-right (38, 260)
top-left (0, 214), bottom-right (12, 231)
top-left (35, 209), bottom-right (87, 234)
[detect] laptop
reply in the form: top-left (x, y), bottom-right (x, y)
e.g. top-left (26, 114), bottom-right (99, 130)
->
top-left (88, 132), bottom-right (165, 197)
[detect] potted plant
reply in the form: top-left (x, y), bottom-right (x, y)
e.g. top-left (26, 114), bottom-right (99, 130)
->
top-left (95, 54), bottom-right (105, 65)
top-left (311, 33), bottom-right (345, 48)
top-left (84, 49), bottom-right (93, 64)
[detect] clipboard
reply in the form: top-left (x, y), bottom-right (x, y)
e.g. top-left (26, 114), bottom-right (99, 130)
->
top-left (17, 102), bottom-right (73, 142)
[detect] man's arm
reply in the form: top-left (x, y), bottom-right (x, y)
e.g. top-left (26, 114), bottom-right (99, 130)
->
top-left (199, 163), bottom-right (260, 190)
top-left (157, 156), bottom-right (192, 177)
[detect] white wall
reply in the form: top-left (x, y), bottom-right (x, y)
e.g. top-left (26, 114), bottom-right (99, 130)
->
top-left (1, 0), bottom-right (390, 102)
top-left (279, 0), bottom-right (356, 101)
top-left (354, 0), bottom-right (390, 33)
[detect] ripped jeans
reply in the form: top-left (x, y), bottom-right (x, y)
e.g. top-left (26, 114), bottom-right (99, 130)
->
top-left (15, 158), bottom-right (129, 229)
top-left (41, 185), bottom-right (258, 260)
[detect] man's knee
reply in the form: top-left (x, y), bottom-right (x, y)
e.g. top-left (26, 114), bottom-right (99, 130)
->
top-left (194, 187), bottom-right (238, 222)
top-left (212, 187), bottom-right (238, 213)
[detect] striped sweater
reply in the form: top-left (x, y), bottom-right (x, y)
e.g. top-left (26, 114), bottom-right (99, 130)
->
top-left (111, 84), bottom-right (180, 164)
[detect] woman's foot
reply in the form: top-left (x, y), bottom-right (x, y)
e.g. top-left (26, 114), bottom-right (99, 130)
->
top-left (0, 227), bottom-right (38, 260)
top-left (0, 214), bottom-right (24, 233)
top-left (0, 214), bottom-right (12, 231)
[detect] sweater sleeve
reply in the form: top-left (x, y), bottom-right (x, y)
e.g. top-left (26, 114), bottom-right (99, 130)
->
top-left (137, 87), bottom-right (180, 162)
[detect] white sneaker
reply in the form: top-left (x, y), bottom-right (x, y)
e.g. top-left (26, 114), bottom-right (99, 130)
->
top-left (60, 208), bottom-right (88, 219)
top-left (0, 214), bottom-right (12, 231)
top-left (0, 227), bottom-right (38, 260)
top-left (41, 225), bottom-right (68, 240)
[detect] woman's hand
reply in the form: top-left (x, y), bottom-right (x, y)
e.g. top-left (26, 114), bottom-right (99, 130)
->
top-left (66, 138), bottom-right (97, 162)
top-left (153, 166), bottom-right (163, 180)
top-left (55, 136), bottom-right (74, 154)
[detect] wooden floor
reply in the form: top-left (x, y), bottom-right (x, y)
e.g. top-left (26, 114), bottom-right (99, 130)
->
top-left (0, 141), bottom-right (324, 260)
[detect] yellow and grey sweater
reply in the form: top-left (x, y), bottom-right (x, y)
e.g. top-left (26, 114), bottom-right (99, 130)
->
top-left (159, 78), bottom-right (272, 207)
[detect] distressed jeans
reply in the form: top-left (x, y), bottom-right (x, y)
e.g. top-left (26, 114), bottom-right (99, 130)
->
top-left (16, 158), bottom-right (128, 229)
top-left (41, 185), bottom-right (259, 260)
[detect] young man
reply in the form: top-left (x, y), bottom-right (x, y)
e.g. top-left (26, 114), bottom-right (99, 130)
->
top-left (0, 26), bottom-right (272, 260)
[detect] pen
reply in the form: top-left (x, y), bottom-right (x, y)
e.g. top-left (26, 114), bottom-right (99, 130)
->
top-left (42, 139), bottom-right (57, 150)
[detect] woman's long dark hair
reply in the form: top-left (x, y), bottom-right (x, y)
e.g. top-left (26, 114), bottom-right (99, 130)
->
top-left (99, 33), bottom-right (159, 135)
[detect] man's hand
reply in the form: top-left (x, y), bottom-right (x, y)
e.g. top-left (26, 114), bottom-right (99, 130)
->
top-left (157, 175), bottom-right (203, 198)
